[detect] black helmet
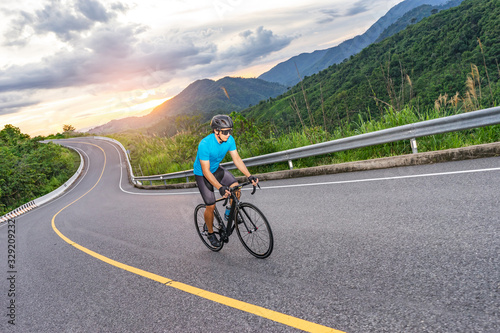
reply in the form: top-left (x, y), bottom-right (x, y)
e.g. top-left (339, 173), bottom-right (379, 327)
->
top-left (210, 114), bottom-right (233, 130)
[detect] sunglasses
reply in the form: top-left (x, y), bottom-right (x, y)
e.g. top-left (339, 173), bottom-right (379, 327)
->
top-left (219, 129), bottom-right (233, 135)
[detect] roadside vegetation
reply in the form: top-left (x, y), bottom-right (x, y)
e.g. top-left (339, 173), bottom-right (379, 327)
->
top-left (0, 125), bottom-right (80, 216)
top-left (110, 100), bottom-right (499, 185)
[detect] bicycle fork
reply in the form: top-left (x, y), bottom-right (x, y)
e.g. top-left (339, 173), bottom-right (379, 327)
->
top-left (222, 192), bottom-right (259, 237)
top-left (239, 207), bottom-right (258, 233)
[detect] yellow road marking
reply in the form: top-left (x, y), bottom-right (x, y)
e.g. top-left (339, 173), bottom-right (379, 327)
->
top-left (52, 141), bottom-right (345, 333)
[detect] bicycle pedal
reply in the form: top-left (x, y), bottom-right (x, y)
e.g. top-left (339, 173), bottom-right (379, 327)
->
top-left (220, 230), bottom-right (229, 243)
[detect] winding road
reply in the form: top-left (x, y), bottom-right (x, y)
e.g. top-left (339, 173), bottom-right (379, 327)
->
top-left (1, 137), bottom-right (499, 332)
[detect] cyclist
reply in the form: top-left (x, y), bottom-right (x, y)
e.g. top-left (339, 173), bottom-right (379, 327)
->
top-left (193, 114), bottom-right (258, 247)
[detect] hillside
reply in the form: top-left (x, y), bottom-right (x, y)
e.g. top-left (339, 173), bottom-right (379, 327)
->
top-left (89, 77), bottom-right (286, 134)
top-left (150, 77), bottom-right (286, 118)
top-left (258, 0), bottom-right (459, 88)
top-left (244, 0), bottom-right (499, 130)
top-left (0, 125), bottom-right (78, 215)
top-left (375, 0), bottom-right (464, 43)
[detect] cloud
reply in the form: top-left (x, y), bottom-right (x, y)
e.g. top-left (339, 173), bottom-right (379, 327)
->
top-left (222, 26), bottom-right (294, 66)
top-left (1, 19), bottom-right (294, 112)
top-left (76, 0), bottom-right (113, 22)
top-left (346, 1), bottom-right (370, 16)
top-left (316, 8), bottom-right (341, 24)
top-left (110, 2), bottom-right (129, 13)
top-left (0, 93), bottom-right (40, 116)
top-left (2, 0), bottom-right (127, 45)
top-left (0, 25), bottom-right (217, 94)
top-left (84, 24), bottom-right (145, 58)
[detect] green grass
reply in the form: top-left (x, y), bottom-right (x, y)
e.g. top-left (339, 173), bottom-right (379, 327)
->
top-left (109, 106), bottom-right (500, 184)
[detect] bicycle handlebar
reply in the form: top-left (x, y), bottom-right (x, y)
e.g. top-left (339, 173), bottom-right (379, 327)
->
top-left (236, 181), bottom-right (260, 194)
top-left (221, 181), bottom-right (260, 206)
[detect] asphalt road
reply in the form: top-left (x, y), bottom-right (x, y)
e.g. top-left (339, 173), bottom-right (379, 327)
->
top-left (1, 137), bottom-right (499, 332)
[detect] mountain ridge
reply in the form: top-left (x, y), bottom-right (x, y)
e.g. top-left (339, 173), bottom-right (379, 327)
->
top-left (375, 0), bottom-right (464, 43)
top-left (88, 77), bottom-right (286, 134)
top-left (257, 0), bottom-right (458, 87)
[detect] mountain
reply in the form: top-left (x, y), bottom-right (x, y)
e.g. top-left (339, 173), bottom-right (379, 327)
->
top-left (88, 77), bottom-right (286, 134)
top-left (375, 0), bottom-right (464, 43)
top-left (243, 0), bottom-right (499, 129)
top-left (258, 0), bottom-right (460, 88)
top-left (149, 77), bottom-right (286, 119)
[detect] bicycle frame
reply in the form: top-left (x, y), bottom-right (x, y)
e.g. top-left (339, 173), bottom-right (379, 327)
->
top-left (214, 181), bottom-right (257, 240)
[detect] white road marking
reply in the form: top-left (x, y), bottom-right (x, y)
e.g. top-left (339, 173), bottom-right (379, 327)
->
top-left (261, 167), bottom-right (500, 190)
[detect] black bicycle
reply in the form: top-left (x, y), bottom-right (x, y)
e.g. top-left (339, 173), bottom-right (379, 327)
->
top-left (194, 182), bottom-right (273, 259)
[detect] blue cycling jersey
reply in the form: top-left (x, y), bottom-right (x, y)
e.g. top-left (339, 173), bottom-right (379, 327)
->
top-left (193, 133), bottom-right (236, 176)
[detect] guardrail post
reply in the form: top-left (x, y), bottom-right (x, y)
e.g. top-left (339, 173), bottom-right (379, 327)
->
top-left (410, 138), bottom-right (418, 154)
top-left (186, 176), bottom-right (189, 183)
top-left (288, 159), bottom-right (293, 170)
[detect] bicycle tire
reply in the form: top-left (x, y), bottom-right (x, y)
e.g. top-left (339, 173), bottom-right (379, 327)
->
top-left (194, 204), bottom-right (224, 252)
top-left (235, 203), bottom-right (273, 258)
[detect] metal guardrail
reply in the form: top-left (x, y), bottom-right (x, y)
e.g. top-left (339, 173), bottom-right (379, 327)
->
top-left (94, 136), bottom-right (136, 182)
top-left (130, 106), bottom-right (500, 184)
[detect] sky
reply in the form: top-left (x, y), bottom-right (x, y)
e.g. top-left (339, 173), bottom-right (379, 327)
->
top-left (0, 0), bottom-right (404, 136)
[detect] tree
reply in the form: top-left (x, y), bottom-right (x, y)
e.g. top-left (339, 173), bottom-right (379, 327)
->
top-left (0, 125), bottom-right (76, 215)
top-left (63, 124), bottom-right (76, 133)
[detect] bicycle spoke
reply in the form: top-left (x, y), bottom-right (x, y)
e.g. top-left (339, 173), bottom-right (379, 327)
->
top-left (194, 204), bottom-right (224, 252)
top-left (235, 203), bottom-right (273, 258)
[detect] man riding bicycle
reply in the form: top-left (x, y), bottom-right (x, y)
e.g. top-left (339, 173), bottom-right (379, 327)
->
top-left (193, 114), bottom-right (258, 247)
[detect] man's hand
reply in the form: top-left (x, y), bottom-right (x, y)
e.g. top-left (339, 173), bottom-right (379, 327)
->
top-left (219, 185), bottom-right (230, 198)
top-left (248, 175), bottom-right (258, 186)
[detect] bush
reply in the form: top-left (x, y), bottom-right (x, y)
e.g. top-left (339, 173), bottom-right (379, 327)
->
top-left (0, 125), bottom-right (79, 215)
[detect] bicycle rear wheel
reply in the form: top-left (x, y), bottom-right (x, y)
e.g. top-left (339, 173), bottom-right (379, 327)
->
top-left (235, 203), bottom-right (273, 258)
top-left (194, 204), bottom-right (223, 252)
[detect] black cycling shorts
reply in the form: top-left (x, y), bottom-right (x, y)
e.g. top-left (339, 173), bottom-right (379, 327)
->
top-left (195, 167), bottom-right (237, 206)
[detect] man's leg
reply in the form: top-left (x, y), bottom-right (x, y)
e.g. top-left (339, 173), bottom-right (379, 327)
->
top-left (204, 204), bottom-right (221, 247)
top-left (204, 204), bottom-right (216, 233)
top-left (195, 175), bottom-right (217, 233)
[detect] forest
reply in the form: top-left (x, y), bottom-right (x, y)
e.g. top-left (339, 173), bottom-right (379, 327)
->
top-left (0, 125), bottom-right (78, 215)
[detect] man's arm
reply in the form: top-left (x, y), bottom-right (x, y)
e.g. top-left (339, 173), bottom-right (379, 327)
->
top-left (201, 160), bottom-right (231, 198)
top-left (229, 150), bottom-right (258, 185)
top-left (200, 160), bottom-right (221, 189)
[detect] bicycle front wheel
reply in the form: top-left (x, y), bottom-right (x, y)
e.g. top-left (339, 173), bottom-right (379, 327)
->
top-left (235, 203), bottom-right (273, 258)
top-left (194, 204), bottom-right (223, 252)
